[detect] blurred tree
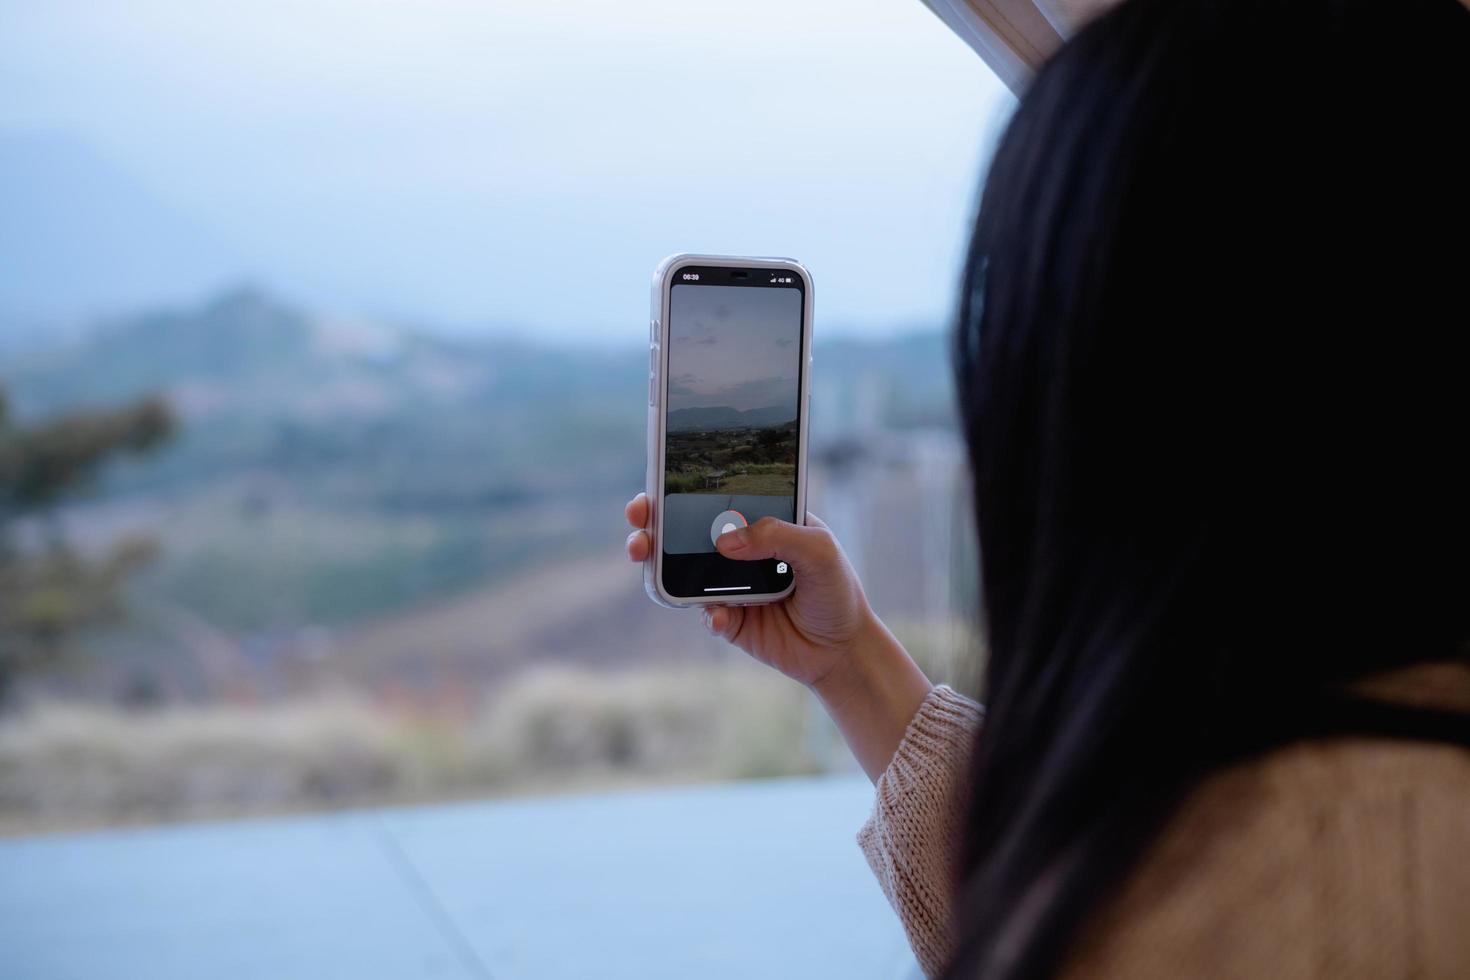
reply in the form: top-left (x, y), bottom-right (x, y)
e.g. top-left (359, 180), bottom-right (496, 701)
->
top-left (0, 387), bottom-right (175, 704)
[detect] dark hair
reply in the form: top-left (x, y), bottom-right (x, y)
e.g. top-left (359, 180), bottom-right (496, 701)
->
top-left (948, 1), bottom-right (1469, 977)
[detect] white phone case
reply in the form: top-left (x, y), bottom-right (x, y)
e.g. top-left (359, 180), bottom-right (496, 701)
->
top-left (644, 253), bottom-right (813, 609)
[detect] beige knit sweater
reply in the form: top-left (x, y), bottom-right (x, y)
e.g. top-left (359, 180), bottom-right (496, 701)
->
top-left (857, 665), bottom-right (1470, 978)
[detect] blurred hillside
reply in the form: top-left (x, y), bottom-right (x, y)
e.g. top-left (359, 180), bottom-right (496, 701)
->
top-left (6, 287), bottom-right (645, 508)
top-left (2, 289), bottom-right (960, 694)
top-left (0, 288), bottom-right (978, 830)
top-left (0, 288), bottom-right (979, 831)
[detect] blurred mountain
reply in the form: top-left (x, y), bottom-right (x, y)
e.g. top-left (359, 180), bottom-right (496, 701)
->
top-left (5, 287), bottom-right (647, 509)
top-left (0, 132), bottom-right (246, 333)
top-left (7, 289), bottom-right (954, 501)
top-left (667, 405), bottom-right (796, 431)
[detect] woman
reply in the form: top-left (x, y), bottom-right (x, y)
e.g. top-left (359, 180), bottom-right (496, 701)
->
top-left (628, 0), bottom-right (1470, 976)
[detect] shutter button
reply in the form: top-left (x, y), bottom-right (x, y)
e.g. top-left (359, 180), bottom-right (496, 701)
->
top-left (710, 509), bottom-right (747, 546)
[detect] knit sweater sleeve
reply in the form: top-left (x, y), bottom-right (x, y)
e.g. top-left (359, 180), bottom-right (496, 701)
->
top-left (857, 684), bottom-right (984, 978)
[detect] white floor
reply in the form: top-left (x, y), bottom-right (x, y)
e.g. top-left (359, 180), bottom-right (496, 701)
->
top-left (0, 775), bottom-right (919, 979)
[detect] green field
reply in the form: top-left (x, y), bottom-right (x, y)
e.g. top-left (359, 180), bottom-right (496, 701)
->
top-left (665, 421), bottom-right (796, 494)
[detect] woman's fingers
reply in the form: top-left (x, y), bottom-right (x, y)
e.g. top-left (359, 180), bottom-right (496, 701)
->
top-left (624, 492), bottom-right (649, 530)
top-left (701, 603), bottom-right (744, 642)
top-left (625, 493), bottom-right (651, 561)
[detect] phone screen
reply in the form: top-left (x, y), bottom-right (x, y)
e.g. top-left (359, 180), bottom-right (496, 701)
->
top-left (660, 264), bottom-right (804, 599)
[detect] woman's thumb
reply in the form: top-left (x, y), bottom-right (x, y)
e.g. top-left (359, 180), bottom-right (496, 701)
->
top-left (714, 515), bottom-right (838, 577)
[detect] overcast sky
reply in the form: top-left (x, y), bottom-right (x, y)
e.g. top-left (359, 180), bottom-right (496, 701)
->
top-left (0, 0), bottom-right (1011, 341)
top-left (668, 284), bottom-right (801, 412)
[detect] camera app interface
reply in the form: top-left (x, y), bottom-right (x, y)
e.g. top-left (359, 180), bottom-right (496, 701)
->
top-left (661, 267), bottom-right (803, 598)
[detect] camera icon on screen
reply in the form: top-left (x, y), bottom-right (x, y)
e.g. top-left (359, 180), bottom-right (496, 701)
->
top-left (775, 562), bottom-right (788, 574)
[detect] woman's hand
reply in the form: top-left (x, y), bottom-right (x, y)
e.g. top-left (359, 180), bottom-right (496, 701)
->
top-left (624, 492), bottom-right (866, 688)
top-left (624, 492), bottom-right (933, 780)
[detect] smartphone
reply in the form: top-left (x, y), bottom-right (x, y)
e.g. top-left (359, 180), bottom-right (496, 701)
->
top-left (644, 254), bottom-right (813, 608)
